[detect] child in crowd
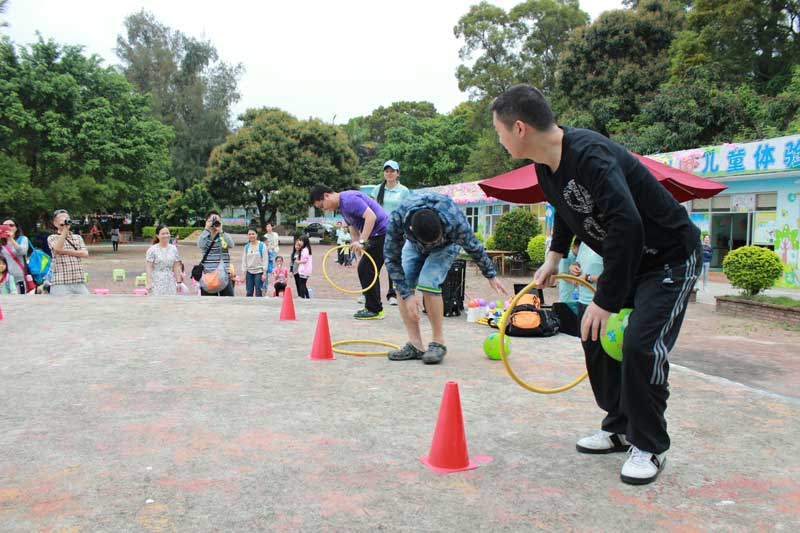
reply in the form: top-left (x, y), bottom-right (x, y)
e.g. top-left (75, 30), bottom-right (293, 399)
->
top-left (272, 256), bottom-right (289, 296)
top-left (292, 236), bottom-right (312, 299)
top-left (0, 256), bottom-right (16, 295)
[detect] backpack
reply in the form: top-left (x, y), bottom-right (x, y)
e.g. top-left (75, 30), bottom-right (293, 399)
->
top-left (20, 237), bottom-right (51, 285)
top-left (245, 241), bottom-right (264, 257)
top-left (503, 293), bottom-right (561, 337)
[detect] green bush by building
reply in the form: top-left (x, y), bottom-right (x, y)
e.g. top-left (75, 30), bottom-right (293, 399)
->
top-left (722, 245), bottom-right (784, 296)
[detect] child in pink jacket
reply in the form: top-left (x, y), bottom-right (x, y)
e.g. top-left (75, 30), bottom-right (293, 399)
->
top-left (292, 236), bottom-right (312, 298)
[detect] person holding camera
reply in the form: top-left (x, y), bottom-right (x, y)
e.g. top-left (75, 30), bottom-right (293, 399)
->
top-left (47, 210), bottom-right (89, 296)
top-left (1, 217), bottom-right (32, 294)
top-left (196, 211), bottom-right (235, 296)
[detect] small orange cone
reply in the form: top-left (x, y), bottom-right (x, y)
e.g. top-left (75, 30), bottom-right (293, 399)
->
top-left (280, 286), bottom-right (296, 321)
top-left (308, 312), bottom-right (335, 360)
top-left (421, 381), bottom-right (490, 473)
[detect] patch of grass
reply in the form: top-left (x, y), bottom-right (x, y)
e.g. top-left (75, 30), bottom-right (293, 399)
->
top-left (727, 294), bottom-right (800, 308)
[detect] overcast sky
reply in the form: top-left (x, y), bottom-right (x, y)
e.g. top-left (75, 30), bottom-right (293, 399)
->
top-left (3, 0), bottom-right (623, 123)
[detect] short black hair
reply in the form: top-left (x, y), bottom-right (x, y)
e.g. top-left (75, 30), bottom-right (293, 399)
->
top-left (491, 85), bottom-right (555, 131)
top-left (206, 210), bottom-right (221, 218)
top-left (309, 184), bottom-right (334, 204)
top-left (247, 226), bottom-right (259, 233)
top-left (409, 209), bottom-right (442, 244)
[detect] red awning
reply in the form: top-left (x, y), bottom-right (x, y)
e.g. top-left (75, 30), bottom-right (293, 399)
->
top-left (478, 154), bottom-right (727, 205)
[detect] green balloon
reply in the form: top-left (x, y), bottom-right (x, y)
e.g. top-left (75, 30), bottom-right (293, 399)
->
top-left (601, 308), bottom-right (633, 362)
top-left (483, 332), bottom-right (511, 361)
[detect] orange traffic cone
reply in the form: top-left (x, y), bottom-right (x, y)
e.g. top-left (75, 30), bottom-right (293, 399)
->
top-left (0, 305), bottom-right (4, 321)
top-left (420, 381), bottom-right (489, 473)
top-left (280, 286), bottom-right (296, 321)
top-left (308, 311), bottom-right (335, 360)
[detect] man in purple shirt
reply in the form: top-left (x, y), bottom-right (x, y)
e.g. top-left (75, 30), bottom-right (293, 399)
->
top-left (310, 184), bottom-right (389, 320)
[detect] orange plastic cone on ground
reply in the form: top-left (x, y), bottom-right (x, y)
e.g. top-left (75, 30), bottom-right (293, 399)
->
top-left (280, 286), bottom-right (296, 321)
top-left (308, 312), bottom-right (335, 360)
top-left (421, 381), bottom-right (489, 473)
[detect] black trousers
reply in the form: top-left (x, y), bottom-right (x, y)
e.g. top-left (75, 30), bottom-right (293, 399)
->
top-left (386, 276), bottom-right (396, 300)
top-left (578, 246), bottom-right (701, 454)
top-left (274, 281), bottom-right (286, 296)
top-left (294, 274), bottom-right (309, 299)
top-left (359, 234), bottom-right (385, 313)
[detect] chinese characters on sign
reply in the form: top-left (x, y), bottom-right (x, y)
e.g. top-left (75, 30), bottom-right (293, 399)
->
top-left (650, 134), bottom-right (800, 177)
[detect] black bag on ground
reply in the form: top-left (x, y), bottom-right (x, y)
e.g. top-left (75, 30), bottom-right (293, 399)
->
top-left (504, 293), bottom-right (561, 337)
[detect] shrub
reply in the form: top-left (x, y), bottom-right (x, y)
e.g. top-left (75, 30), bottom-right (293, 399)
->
top-left (485, 235), bottom-right (496, 250)
top-left (493, 208), bottom-right (540, 252)
top-left (527, 234), bottom-right (547, 265)
top-left (722, 245), bottom-right (784, 296)
top-left (474, 232), bottom-right (484, 244)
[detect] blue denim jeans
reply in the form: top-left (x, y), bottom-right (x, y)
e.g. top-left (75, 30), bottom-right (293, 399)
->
top-left (401, 241), bottom-right (460, 295)
top-left (245, 271), bottom-right (263, 297)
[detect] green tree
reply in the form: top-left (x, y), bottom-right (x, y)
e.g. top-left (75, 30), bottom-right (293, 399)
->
top-left (454, 1), bottom-right (520, 99)
top-left (115, 10), bottom-right (244, 191)
top-left (377, 110), bottom-right (479, 188)
top-left (454, 0), bottom-right (588, 99)
top-left (205, 108), bottom-right (359, 228)
top-left (164, 182), bottom-right (217, 225)
top-left (362, 101), bottom-right (438, 144)
top-left (555, 0), bottom-right (685, 133)
top-left (0, 38), bottom-right (173, 230)
top-left (611, 65), bottom-right (800, 153)
top-left (510, 0), bottom-right (589, 94)
top-left (0, 0), bottom-right (9, 29)
top-left (669, 0), bottom-right (800, 95)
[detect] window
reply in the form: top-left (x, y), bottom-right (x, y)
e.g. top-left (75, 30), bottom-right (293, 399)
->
top-left (756, 193), bottom-right (777, 211)
top-left (692, 198), bottom-right (710, 211)
top-left (711, 195), bottom-right (731, 212)
top-left (465, 206), bottom-right (480, 233)
top-left (485, 203), bottom-right (512, 237)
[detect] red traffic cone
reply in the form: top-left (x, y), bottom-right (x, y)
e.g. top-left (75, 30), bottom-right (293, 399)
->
top-left (308, 312), bottom-right (335, 360)
top-left (421, 381), bottom-right (488, 473)
top-left (0, 305), bottom-right (4, 321)
top-left (280, 286), bottom-right (296, 321)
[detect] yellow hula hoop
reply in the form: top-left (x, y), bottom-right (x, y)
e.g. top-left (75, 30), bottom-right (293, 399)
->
top-left (332, 339), bottom-right (401, 357)
top-left (322, 245), bottom-right (379, 295)
top-left (497, 274), bottom-right (594, 394)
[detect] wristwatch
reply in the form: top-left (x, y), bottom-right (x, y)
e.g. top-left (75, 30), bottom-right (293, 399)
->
top-left (358, 239), bottom-right (365, 245)
top-left (585, 274), bottom-right (593, 284)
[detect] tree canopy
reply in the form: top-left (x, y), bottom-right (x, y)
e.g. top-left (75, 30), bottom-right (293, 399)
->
top-left (205, 108), bottom-right (359, 227)
top-left (0, 38), bottom-right (172, 228)
top-left (116, 10), bottom-right (244, 192)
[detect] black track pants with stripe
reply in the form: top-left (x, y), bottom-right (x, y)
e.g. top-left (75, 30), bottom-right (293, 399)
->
top-left (578, 245), bottom-right (701, 455)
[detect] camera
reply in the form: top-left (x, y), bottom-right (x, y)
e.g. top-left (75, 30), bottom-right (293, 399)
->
top-left (211, 219), bottom-right (221, 228)
top-left (61, 219), bottom-right (76, 227)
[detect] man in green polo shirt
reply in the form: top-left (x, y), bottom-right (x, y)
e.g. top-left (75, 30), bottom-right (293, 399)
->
top-left (370, 160), bottom-right (412, 306)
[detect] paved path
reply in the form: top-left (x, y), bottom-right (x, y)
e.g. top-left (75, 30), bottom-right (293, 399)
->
top-left (0, 294), bottom-right (798, 531)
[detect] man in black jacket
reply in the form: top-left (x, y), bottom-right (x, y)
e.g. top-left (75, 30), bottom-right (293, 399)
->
top-left (492, 85), bottom-right (701, 485)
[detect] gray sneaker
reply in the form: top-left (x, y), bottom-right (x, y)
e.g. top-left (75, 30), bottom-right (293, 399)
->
top-left (423, 342), bottom-right (447, 365)
top-left (388, 342), bottom-right (425, 361)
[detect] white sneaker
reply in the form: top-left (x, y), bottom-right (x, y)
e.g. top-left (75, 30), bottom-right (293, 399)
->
top-left (576, 430), bottom-right (630, 454)
top-left (388, 296), bottom-right (398, 306)
top-left (620, 446), bottom-right (666, 485)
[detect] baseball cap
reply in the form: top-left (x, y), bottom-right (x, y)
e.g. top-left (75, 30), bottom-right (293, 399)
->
top-left (383, 160), bottom-right (399, 171)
